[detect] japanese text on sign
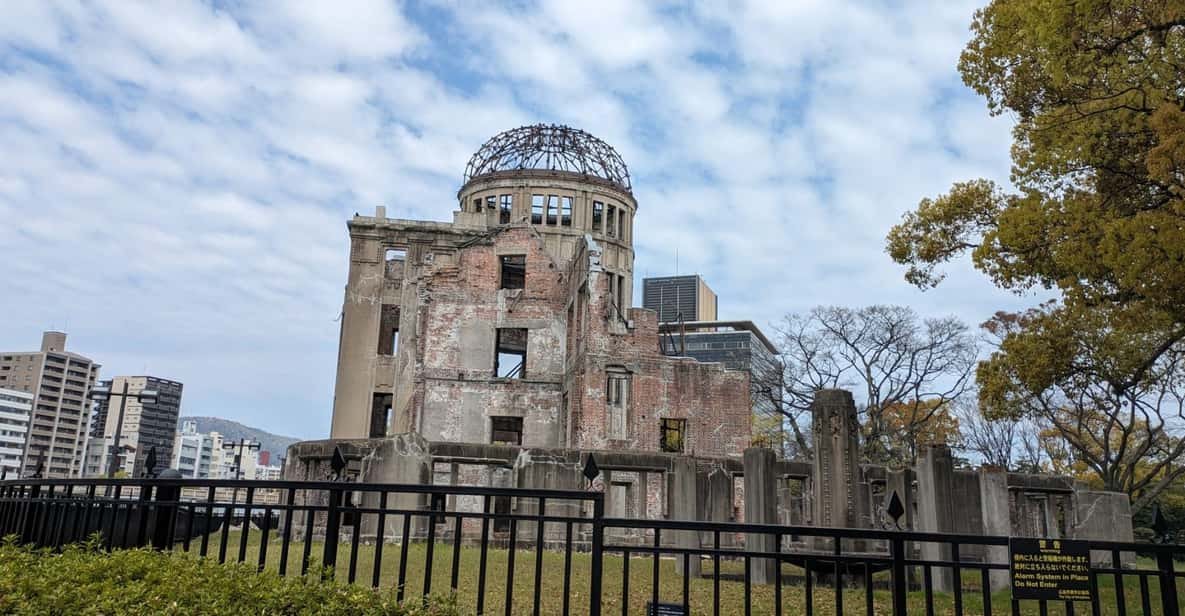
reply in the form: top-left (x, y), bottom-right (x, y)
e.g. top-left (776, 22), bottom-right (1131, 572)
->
top-left (1009, 538), bottom-right (1094, 602)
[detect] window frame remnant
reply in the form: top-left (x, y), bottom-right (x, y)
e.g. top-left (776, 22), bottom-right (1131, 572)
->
top-left (494, 328), bottom-right (528, 379)
top-left (499, 194), bottom-right (513, 224)
top-left (531, 195), bottom-right (544, 224)
top-left (560, 196), bottom-right (573, 226)
top-left (485, 195), bottom-right (497, 213)
top-left (546, 195), bottom-right (559, 225)
top-left (499, 254), bottom-right (526, 290)
top-left (606, 368), bottom-right (630, 439)
top-left (490, 416), bottom-right (524, 445)
top-left (592, 201), bottom-right (604, 232)
top-left (660, 418), bottom-right (686, 453)
top-left (473, 197), bottom-right (483, 212)
top-left (606, 205), bottom-right (616, 237)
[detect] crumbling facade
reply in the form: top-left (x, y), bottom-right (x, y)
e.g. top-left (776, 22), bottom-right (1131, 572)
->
top-left (292, 124), bottom-right (1134, 581)
top-left (329, 124), bottom-right (752, 458)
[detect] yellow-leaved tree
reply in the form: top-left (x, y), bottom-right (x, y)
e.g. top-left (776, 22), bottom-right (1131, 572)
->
top-left (887, 0), bottom-right (1185, 515)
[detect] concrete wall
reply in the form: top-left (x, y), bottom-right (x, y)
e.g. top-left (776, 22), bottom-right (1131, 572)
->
top-left (1073, 490), bottom-right (1135, 566)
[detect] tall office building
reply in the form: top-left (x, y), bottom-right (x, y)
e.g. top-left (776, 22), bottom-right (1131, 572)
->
top-left (0, 388), bottom-right (33, 477)
top-left (0, 332), bottom-right (101, 477)
top-left (88, 376), bottom-right (183, 477)
top-left (642, 275), bottom-right (718, 323)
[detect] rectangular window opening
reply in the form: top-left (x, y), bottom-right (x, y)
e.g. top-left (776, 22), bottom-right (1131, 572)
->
top-left (561, 196), bottom-right (573, 226)
top-left (370, 393), bottom-right (392, 438)
top-left (606, 206), bottom-right (617, 238)
top-left (660, 418), bottom-right (686, 453)
top-left (473, 198), bottom-right (483, 213)
top-left (378, 305), bottom-right (400, 355)
top-left (592, 201), bottom-right (604, 232)
top-left (616, 274), bottom-right (625, 309)
top-left (500, 195), bottom-right (513, 224)
top-left (607, 371), bottom-right (630, 439)
top-left (531, 195), bottom-right (544, 224)
top-left (546, 195), bottom-right (559, 225)
top-left (618, 210), bottom-right (626, 239)
top-left (485, 195), bottom-right (496, 214)
top-left (491, 416), bottom-right (523, 446)
top-left (494, 328), bottom-right (528, 379)
top-left (499, 255), bottom-right (526, 290)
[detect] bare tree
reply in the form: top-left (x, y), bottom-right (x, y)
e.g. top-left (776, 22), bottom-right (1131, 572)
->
top-left (761, 305), bottom-right (978, 464)
top-left (980, 306), bottom-right (1185, 514)
top-left (955, 398), bottom-right (1045, 471)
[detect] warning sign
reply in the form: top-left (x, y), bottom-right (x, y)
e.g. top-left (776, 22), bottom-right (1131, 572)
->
top-left (1009, 538), bottom-right (1094, 602)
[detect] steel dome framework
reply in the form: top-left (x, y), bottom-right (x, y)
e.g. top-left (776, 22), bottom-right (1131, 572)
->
top-left (463, 124), bottom-right (631, 192)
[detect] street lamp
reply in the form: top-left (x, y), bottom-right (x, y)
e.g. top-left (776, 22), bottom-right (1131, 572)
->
top-left (92, 381), bottom-right (158, 478)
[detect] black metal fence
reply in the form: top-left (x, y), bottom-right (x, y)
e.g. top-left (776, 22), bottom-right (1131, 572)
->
top-left (1, 477), bottom-right (1182, 615)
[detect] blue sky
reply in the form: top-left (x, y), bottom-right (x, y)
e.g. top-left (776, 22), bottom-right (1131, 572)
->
top-left (0, 1), bottom-right (1031, 439)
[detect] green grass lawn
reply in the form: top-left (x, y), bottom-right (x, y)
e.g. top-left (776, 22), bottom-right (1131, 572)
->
top-left (175, 525), bottom-right (1182, 615)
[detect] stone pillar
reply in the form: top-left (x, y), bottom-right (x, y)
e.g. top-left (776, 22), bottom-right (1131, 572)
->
top-left (810, 389), bottom-right (862, 550)
top-left (744, 448), bottom-right (778, 584)
top-left (915, 444), bottom-right (956, 591)
top-left (979, 466), bottom-right (1011, 590)
top-left (671, 457), bottom-right (701, 578)
top-left (358, 433), bottom-right (432, 541)
top-left (697, 464), bottom-right (734, 548)
top-left (514, 449), bottom-right (584, 546)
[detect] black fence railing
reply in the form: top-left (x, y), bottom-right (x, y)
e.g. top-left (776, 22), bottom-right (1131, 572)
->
top-left (1, 477), bottom-right (1182, 615)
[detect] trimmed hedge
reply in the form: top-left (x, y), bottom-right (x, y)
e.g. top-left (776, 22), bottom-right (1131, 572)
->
top-left (0, 536), bottom-right (459, 615)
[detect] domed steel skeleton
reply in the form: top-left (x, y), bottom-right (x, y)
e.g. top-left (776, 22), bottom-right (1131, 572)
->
top-left (463, 124), bottom-right (632, 192)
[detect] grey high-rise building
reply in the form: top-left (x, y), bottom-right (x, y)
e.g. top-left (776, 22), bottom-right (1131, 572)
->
top-left (86, 376), bottom-right (183, 477)
top-left (642, 275), bottom-right (718, 323)
top-left (0, 332), bottom-right (101, 477)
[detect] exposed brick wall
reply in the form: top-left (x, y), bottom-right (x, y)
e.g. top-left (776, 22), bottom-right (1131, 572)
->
top-left (369, 222), bottom-right (751, 457)
top-left (566, 237), bottom-right (752, 458)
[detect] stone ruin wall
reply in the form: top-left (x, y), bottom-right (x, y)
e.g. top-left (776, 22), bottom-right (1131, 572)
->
top-left (287, 388), bottom-right (1135, 578)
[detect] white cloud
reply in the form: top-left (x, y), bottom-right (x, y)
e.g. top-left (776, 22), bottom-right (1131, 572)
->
top-left (0, 0), bottom-right (1021, 439)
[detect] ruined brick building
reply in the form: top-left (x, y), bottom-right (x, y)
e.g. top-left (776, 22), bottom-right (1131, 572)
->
top-left (290, 125), bottom-right (1134, 577)
top-left (329, 124), bottom-right (752, 458)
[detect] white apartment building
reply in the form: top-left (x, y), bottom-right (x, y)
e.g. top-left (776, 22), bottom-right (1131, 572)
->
top-left (171, 420), bottom-right (215, 478)
top-left (255, 465), bottom-right (283, 481)
top-left (0, 388), bottom-right (33, 477)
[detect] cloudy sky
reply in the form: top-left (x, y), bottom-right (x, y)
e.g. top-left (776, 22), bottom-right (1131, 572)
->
top-left (0, 1), bottom-right (1032, 439)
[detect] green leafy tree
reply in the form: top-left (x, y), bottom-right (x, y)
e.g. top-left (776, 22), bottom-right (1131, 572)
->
top-left (886, 1), bottom-right (1185, 513)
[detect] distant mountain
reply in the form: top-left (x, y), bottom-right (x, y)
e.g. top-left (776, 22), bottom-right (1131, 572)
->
top-left (183, 416), bottom-right (301, 464)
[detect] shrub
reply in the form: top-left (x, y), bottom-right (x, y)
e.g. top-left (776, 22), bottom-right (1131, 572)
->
top-left (0, 535), bottom-right (459, 615)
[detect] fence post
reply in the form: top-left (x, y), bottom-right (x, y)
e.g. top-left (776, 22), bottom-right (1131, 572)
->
top-left (1157, 549), bottom-right (1180, 616)
top-left (21, 484), bottom-right (41, 544)
top-left (890, 535), bottom-right (908, 616)
top-left (322, 487), bottom-right (343, 579)
top-left (134, 484), bottom-right (154, 548)
top-left (589, 494), bottom-right (604, 616)
top-left (151, 478), bottom-right (181, 550)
